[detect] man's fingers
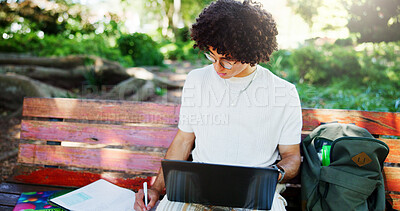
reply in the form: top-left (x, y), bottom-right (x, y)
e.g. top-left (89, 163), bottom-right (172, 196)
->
top-left (146, 190), bottom-right (159, 209)
top-left (134, 201), bottom-right (143, 211)
top-left (135, 190), bottom-right (146, 210)
top-left (147, 196), bottom-right (158, 208)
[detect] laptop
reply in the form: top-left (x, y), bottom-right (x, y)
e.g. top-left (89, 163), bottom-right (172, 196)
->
top-left (161, 159), bottom-right (279, 210)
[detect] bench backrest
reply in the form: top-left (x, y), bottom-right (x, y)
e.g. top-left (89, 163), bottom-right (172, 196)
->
top-left (13, 97), bottom-right (400, 209)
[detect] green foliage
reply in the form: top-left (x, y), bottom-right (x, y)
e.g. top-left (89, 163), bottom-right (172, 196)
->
top-left (0, 0), bottom-right (109, 36)
top-left (155, 87), bottom-right (167, 96)
top-left (175, 26), bottom-right (191, 42)
top-left (160, 40), bottom-right (202, 61)
top-left (326, 46), bottom-right (362, 79)
top-left (144, 0), bottom-right (213, 39)
top-left (259, 42), bottom-right (400, 112)
top-left (297, 80), bottom-right (400, 112)
top-left (118, 33), bottom-right (164, 66)
top-left (83, 68), bottom-right (103, 88)
top-left (287, 0), bottom-right (400, 43)
top-left (260, 50), bottom-right (299, 83)
top-left (286, 0), bottom-right (323, 27)
top-left (289, 44), bottom-right (362, 84)
top-left (334, 38), bottom-right (353, 46)
top-left (358, 42), bottom-right (400, 87)
top-left (0, 33), bottom-right (134, 67)
top-left (343, 0), bottom-right (400, 43)
top-left (180, 0), bottom-right (214, 26)
top-left (63, 92), bottom-right (78, 99)
top-left (290, 45), bottom-right (328, 84)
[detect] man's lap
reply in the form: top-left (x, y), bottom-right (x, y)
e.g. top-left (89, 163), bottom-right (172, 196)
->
top-left (155, 184), bottom-right (287, 211)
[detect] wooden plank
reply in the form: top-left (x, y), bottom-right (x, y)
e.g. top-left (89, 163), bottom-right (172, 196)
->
top-left (0, 182), bottom-right (67, 195)
top-left (0, 205), bottom-right (13, 211)
top-left (0, 192), bottom-right (19, 207)
top-left (18, 144), bottom-right (164, 173)
top-left (11, 166), bottom-right (152, 191)
top-left (302, 108), bottom-right (400, 136)
top-left (380, 139), bottom-right (400, 164)
top-left (384, 166), bottom-right (400, 192)
top-left (21, 120), bottom-right (176, 148)
top-left (23, 98), bottom-right (400, 135)
top-left (22, 97), bottom-right (180, 125)
top-left (387, 193), bottom-right (400, 210)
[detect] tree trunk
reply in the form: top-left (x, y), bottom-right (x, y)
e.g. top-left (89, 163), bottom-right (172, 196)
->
top-left (0, 55), bottom-right (130, 89)
top-left (0, 55), bottom-right (89, 69)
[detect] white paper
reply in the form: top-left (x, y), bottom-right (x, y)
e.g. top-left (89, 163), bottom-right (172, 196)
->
top-left (50, 179), bottom-right (136, 211)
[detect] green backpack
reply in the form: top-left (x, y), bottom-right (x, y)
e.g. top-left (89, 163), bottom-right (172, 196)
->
top-left (301, 123), bottom-right (389, 211)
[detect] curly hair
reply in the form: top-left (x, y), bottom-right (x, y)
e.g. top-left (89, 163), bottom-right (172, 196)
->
top-left (191, 0), bottom-right (278, 66)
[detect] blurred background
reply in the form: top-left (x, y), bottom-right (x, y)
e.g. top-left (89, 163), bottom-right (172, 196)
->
top-left (0, 0), bottom-right (399, 182)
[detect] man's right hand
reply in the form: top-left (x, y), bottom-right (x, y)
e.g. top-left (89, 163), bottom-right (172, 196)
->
top-left (134, 188), bottom-right (160, 211)
top-left (134, 130), bottom-right (195, 211)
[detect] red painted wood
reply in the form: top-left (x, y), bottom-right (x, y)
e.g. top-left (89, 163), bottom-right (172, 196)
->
top-left (11, 166), bottom-right (152, 191)
top-left (380, 139), bottom-right (400, 164)
top-left (22, 98), bottom-right (400, 135)
top-left (387, 193), bottom-right (400, 210)
top-left (22, 97), bottom-right (180, 125)
top-left (302, 108), bottom-right (400, 136)
top-left (384, 167), bottom-right (400, 192)
top-left (18, 144), bottom-right (164, 173)
top-left (21, 120), bottom-right (176, 148)
top-left (17, 97), bottom-right (400, 209)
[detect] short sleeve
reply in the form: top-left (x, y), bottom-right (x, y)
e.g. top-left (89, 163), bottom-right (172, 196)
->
top-left (278, 86), bottom-right (302, 145)
top-left (177, 73), bottom-right (196, 133)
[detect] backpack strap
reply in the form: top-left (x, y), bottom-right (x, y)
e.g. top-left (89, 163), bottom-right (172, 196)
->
top-left (320, 166), bottom-right (379, 196)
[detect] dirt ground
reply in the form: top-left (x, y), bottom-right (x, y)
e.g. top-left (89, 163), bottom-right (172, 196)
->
top-left (0, 117), bottom-right (20, 182)
top-left (0, 60), bottom-right (202, 183)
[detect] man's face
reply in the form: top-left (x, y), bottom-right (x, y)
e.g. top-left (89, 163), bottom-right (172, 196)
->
top-left (208, 48), bottom-right (254, 79)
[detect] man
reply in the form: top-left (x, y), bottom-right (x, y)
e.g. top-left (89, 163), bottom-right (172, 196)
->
top-left (135, 0), bottom-right (302, 210)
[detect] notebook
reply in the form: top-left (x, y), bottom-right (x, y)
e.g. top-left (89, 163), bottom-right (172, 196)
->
top-left (161, 159), bottom-right (279, 210)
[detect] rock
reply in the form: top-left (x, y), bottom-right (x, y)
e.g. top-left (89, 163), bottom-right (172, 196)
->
top-left (105, 77), bottom-right (157, 102)
top-left (126, 67), bottom-right (182, 89)
top-left (0, 73), bottom-right (72, 112)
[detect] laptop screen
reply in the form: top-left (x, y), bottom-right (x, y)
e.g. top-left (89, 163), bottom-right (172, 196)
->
top-left (162, 159), bottom-right (279, 210)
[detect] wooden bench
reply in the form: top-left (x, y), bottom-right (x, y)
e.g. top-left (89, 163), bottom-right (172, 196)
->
top-left (0, 97), bottom-right (399, 210)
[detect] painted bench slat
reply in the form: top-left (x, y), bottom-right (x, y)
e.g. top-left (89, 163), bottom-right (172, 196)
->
top-left (10, 165), bottom-right (152, 190)
top-left (23, 98), bottom-right (400, 136)
top-left (0, 182), bottom-right (65, 194)
top-left (380, 138), bottom-right (400, 163)
top-left (387, 193), bottom-right (400, 210)
top-left (20, 120), bottom-right (399, 164)
top-left (23, 98), bottom-right (180, 125)
top-left (9, 98), bottom-right (400, 210)
top-left (0, 205), bottom-right (14, 210)
top-left (18, 144), bottom-right (163, 173)
top-left (0, 193), bottom-right (19, 207)
top-left (384, 166), bottom-right (400, 192)
top-left (302, 108), bottom-right (400, 136)
top-left (21, 120), bottom-right (176, 148)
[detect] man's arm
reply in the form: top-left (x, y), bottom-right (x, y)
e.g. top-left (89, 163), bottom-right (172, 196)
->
top-left (134, 129), bottom-right (195, 211)
top-left (276, 144), bottom-right (301, 183)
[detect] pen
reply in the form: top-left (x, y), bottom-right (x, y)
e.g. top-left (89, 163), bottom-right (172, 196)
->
top-left (143, 182), bottom-right (148, 208)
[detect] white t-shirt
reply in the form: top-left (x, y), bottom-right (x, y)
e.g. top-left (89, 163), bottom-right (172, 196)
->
top-left (178, 64), bottom-right (302, 167)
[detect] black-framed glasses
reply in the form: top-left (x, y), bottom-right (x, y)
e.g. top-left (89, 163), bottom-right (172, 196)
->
top-left (204, 52), bottom-right (235, 70)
